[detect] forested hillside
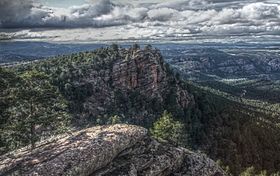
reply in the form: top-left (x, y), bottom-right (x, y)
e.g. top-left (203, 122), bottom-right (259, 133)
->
top-left (1, 45), bottom-right (280, 175)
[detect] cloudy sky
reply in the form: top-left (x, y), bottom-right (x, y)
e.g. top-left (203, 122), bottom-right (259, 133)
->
top-left (0, 0), bottom-right (280, 43)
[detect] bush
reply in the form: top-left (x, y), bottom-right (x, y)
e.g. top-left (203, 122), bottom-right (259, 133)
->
top-left (150, 111), bottom-right (185, 145)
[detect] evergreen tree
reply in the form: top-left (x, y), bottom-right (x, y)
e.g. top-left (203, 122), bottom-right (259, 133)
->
top-left (151, 111), bottom-right (185, 145)
top-left (107, 115), bottom-right (122, 125)
top-left (2, 70), bottom-right (69, 150)
top-left (0, 68), bottom-right (23, 153)
top-left (111, 43), bottom-right (119, 52)
top-left (132, 43), bottom-right (140, 51)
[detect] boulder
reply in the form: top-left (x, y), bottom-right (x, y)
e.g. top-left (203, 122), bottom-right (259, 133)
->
top-left (0, 124), bottom-right (225, 176)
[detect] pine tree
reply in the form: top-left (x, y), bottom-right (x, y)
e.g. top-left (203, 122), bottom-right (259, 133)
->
top-left (3, 70), bottom-right (69, 150)
top-left (151, 111), bottom-right (185, 145)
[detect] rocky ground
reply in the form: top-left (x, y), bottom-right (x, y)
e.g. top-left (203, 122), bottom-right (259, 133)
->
top-left (0, 124), bottom-right (225, 176)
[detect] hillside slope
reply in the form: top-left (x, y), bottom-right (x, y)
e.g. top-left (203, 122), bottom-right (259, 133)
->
top-left (1, 45), bottom-right (280, 175)
top-left (15, 45), bottom-right (192, 126)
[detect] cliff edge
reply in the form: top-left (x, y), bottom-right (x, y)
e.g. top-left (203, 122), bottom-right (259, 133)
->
top-left (0, 124), bottom-right (225, 176)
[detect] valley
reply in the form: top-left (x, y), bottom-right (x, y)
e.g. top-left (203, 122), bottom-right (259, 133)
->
top-left (1, 43), bottom-right (280, 175)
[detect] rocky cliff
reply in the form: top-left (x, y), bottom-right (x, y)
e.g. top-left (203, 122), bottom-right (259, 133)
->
top-left (0, 124), bottom-right (225, 176)
top-left (69, 47), bottom-right (192, 125)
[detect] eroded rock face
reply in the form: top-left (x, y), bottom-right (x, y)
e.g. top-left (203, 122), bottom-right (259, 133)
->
top-left (0, 124), bottom-right (225, 176)
top-left (76, 48), bottom-right (192, 125)
top-left (0, 125), bottom-right (147, 176)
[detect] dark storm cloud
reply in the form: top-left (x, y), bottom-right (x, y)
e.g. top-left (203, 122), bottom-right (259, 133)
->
top-left (0, 0), bottom-right (33, 27)
top-left (0, 0), bottom-right (280, 39)
top-left (0, 0), bottom-right (54, 28)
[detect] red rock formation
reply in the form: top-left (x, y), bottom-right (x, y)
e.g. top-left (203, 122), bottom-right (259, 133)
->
top-left (75, 48), bottom-right (192, 124)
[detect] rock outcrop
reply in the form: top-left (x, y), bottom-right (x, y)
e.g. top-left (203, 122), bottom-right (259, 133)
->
top-left (75, 48), bottom-right (192, 125)
top-left (0, 124), bottom-right (225, 176)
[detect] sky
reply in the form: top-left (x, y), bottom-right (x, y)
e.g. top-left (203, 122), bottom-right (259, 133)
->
top-left (39, 0), bottom-right (86, 8)
top-left (0, 0), bottom-right (280, 43)
top-left (39, 0), bottom-right (169, 7)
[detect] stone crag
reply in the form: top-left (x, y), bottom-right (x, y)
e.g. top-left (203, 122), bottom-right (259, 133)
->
top-left (75, 48), bottom-right (192, 125)
top-left (0, 124), bottom-right (225, 176)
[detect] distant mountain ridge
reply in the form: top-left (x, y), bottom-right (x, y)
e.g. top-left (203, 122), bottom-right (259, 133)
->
top-left (164, 47), bottom-right (280, 80)
top-left (3, 41), bottom-right (280, 80)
